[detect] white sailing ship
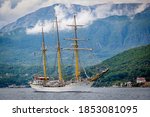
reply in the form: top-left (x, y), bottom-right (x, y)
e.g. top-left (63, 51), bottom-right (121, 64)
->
top-left (30, 15), bottom-right (108, 92)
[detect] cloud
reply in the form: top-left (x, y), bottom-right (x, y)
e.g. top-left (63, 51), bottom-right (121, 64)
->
top-left (26, 2), bottom-right (149, 34)
top-left (135, 3), bottom-right (148, 14)
top-left (0, 0), bottom-right (48, 28)
top-left (26, 4), bottom-right (94, 34)
top-left (0, 0), bottom-right (149, 28)
top-left (44, 0), bottom-right (150, 6)
top-left (76, 9), bottom-right (94, 25)
top-left (93, 4), bottom-right (112, 19)
top-left (93, 3), bottom-right (148, 18)
top-left (26, 20), bottom-right (54, 34)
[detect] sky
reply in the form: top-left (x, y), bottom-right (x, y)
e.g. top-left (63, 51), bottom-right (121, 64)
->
top-left (0, 0), bottom-right (149, 28)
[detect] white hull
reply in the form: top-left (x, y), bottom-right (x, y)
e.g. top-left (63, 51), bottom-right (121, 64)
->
top-left (30, 82), bottom-right (93, 92)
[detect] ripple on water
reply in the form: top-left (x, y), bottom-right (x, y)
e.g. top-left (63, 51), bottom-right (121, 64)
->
top-left (0, 88), bottom-right (150, 100)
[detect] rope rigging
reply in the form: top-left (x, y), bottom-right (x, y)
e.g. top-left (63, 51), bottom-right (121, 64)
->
top-left (78, 52), bottom-right (90, 79)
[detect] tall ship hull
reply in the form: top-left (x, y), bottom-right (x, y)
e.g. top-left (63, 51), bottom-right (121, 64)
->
top-left (30, 81), bottom-right (92, 92)
top-left (30, 68), bottom-right (108, 92)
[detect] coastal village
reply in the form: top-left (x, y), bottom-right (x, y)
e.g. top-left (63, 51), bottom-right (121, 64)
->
top-left (113, 77), bottom-right (150, 88)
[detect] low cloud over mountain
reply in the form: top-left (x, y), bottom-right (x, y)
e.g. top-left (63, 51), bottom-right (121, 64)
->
top-left (26, 3), bottom-right (149, 34)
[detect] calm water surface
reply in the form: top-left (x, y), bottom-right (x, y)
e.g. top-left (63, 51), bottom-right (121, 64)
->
top-left (0, 88), bottom-right (150, 100)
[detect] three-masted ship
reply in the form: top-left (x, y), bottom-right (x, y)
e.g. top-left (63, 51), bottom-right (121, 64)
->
top-left (30, 15), bottom-right (108, 92)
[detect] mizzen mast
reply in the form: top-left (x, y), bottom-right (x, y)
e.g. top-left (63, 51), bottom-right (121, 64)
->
top-left (73, 15), bottom-right (80, 81)
top-left (64, 15), bottom-right (92, 81)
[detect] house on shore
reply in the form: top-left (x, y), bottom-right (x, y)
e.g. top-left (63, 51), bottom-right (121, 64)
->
top-left (136, 77), bottom-right (146, 83)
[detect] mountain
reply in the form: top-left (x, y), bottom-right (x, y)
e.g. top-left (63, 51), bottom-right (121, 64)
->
top-left (1, 3), bottom-right (149, 32)
top-left (0, 44), bottom-right (149, 87)
top-left (0, 3), bottom-right (150, 67)
top-left (85, 44), bottom-right (150, 87)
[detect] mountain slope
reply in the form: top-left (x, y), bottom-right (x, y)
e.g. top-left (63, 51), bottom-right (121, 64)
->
top-left (0, 44), bottom-right (150, 87)
top-left (0, 3), bottom-right (150, 66)
top-left (85, 44), bottom-right (150, 87)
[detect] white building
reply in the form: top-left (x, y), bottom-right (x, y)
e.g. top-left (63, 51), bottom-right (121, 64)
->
top-left (136, 77), bottom-right (146, 83)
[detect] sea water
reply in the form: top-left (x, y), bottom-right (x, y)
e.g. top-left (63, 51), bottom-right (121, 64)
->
top-left (0, 88), bottom-right (149, 100)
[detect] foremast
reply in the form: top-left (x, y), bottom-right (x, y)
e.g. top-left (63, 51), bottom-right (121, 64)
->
top-left (41, 26), bottom-right (48, 81)
top-left (55, 17), bottom-right (63, 82)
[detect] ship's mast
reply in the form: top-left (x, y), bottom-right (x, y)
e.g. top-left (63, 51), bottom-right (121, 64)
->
top-left (73, 15), bottom-right (80, 81)
top-left (64, 15), bottom-right (92, 81)
top-left (41, 26), bottom-right (48, 81)
top-left (55, 17), bottom-right (63, 82)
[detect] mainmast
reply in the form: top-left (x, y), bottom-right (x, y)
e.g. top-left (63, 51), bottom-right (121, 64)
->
top-left (41, 26), bottom-right (48, 81)
top-left (55, 17), bottom-right (63, 82)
